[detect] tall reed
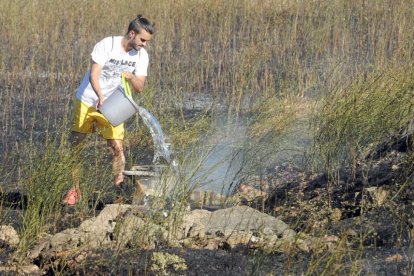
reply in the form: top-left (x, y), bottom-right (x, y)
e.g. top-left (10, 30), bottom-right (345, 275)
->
top-left (310, 66), bottom-right (414, 173)
top-left (1, 0), bottom-right (414, 264)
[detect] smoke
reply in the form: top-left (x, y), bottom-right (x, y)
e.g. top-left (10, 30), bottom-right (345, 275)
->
top-left (188, 114), bottom-right (311, 196)
top-left (189, 116), bottom-right (250, 196)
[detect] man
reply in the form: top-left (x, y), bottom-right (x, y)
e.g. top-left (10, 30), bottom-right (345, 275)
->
top-left (64, 15), bottom-right (155, 205)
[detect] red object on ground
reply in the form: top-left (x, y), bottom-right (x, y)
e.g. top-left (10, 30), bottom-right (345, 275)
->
top-left (63, 187), bottom-right (81, 205)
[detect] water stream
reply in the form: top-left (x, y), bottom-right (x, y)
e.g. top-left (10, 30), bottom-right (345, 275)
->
top-left (136, 105), bottom-right (178, 170)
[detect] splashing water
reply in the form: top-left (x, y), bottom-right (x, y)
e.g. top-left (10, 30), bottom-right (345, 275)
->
top-left (136, 105), bottom-right (178, 169)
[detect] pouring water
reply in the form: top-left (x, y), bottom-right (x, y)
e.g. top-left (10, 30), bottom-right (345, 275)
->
top-left (136, 105), bottom-right (178, 171)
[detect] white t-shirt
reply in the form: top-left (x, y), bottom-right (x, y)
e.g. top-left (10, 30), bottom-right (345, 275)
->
top-left (76, 36), bottom-right (149, 107)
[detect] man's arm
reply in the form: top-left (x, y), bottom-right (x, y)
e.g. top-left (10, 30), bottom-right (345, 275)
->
top-left (89, 61), bottom-right (105, 108)
top-left (123, 71), bottom-right (146, 93)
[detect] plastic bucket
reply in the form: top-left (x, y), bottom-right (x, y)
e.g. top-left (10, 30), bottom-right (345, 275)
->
top-left (99, 86), bottom-right (139, 126)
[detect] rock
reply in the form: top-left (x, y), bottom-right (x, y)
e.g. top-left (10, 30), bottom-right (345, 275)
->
top-left (323, 235), bottom-right (339, 242)
top-left (115, 216), bottom-right (145, 248)
top-left (0, 225), bottom-right (19, 247)
top-left (385, 254), bottom-right (403, 263)
top-left (74, 252), bottom-right (87, 263)
top-left (27, 237), bottom-right (52, 260)
top-left (226, 232), bottom-right (253, 247)
top-left (29, 204), bottom-right (132, 258)
top-left (295, 238), bottom-right (310, 252)
top-left (27, 204), bottom-right (296, 268)
top-left (50, 228), bottom-right (81, 252)
top-left (28, 203), bottom-right (176, 260)
top-left (0, 264), bottom-right (40, 275)
top-left (181, 206), bottom-right (295, 251)
top-left (199, 206), bottom-right (295, 238)
top-left (115, 215), bottom-right (168, 249)
top-left (20, 264), bottom-right (41, 275)
top-left (77, 204), bottom-right (132, 247)
top-left (180, 209), bottom-right (210, 239)
top-left (187, 222), bottom-right (205, 239)
top-left (365, 187), bottom-right (389, 206)
top-left (78, 204), bottom-right (131, 233)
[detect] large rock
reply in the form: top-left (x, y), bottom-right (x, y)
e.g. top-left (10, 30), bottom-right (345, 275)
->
top-left (181, 206), bottom-right (295, 251)
top-left (28, 204), bottom-right (296, 262)
top-left (29, 204), bottom-right (133, 259)
top-left (201, 206), bottom-right (294, 237)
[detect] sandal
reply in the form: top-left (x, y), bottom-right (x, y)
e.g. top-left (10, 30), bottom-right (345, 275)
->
top-left (63, 187), bottom-right (81, 205)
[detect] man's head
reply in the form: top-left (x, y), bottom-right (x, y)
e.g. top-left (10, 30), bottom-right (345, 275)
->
top-left (126, 15), bottom-right (154, 51)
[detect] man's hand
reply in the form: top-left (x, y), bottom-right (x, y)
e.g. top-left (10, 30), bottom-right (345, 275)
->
top-left (90, 61), bottom-right (105, 109)
top-left (122, 71), bottom-right (146, 93)
top-left (122, 71), bottom-right (134, 80)
top-left (97, 96), bottom-right (105, 109)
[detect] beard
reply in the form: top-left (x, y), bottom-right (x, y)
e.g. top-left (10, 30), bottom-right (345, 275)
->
top-left (130, 41), bottom-right (141, 51)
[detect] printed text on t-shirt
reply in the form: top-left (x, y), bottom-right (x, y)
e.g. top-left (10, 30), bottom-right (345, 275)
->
top-left (109, 59), bottom-right (136, 67)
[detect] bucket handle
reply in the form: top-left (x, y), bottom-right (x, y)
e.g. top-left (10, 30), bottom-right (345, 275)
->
top-left (122, 73), bottom-right (133, 98)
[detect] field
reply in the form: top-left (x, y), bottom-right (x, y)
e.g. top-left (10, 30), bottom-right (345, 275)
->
top-left (1, 0), bottom-right (414, 274)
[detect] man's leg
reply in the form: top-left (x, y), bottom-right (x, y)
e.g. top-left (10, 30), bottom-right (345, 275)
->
top-left (107, 139), bottom-right (125, 186)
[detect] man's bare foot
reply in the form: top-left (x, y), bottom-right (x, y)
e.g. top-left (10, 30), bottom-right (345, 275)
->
top-left (114, 175), bottom-right (124, 187)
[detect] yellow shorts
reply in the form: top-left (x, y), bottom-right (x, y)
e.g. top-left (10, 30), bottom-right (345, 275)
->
top-left (70, 99), bottom-right (124, 140)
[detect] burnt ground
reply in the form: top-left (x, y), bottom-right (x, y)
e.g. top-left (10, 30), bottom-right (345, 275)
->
top-left (63, 247), bottom-right (410, 275)
top-left (265, 135), bottom-right (414, 242)
top-left (0, 128), bottom-right (413, 275)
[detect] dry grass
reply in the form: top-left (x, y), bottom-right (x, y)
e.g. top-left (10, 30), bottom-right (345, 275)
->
top-left (1, 0), bottom-right (413, 161)
top-left (1, 0), bottom-right (414, 273)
